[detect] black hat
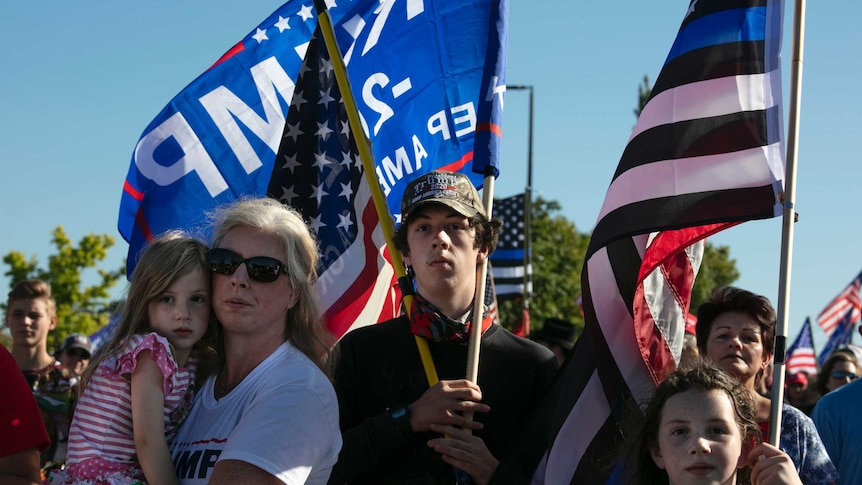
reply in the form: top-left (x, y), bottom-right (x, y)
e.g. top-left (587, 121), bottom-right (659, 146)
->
top-left (60, 333), bottom-right (92, 354)
top-left (531, 318), bottom-right (576, 349)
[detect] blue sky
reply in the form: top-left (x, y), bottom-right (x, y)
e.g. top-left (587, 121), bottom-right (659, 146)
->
top-left (1, 1), bottom-right (859, 354)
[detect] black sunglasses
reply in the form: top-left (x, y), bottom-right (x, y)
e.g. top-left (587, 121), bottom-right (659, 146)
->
top-left (208, 248), bottom-right (288, 283)
top-left (830, 371), bottom-right (859, 381)
top-left (68, 349), bottom-right (91, 359)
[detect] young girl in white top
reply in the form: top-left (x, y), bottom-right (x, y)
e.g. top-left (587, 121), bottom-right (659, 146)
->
top-left (50, 233), bottom-right (214, 485)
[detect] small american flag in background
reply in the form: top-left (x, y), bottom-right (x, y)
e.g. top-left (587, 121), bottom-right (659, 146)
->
top-left (818, 308), bottom-right (856, 367)
top-left (490, 193), bottom-right (530, 300)
top-left (785, 318), bottom-right (818, 376)
top-left (267, 28), bottom-right (398, 340)
top-left (816, 270), bottom-right (862, 337)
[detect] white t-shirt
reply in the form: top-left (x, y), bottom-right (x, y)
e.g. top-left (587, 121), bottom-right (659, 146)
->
top-left (170, 342), bottom-right (341, 484)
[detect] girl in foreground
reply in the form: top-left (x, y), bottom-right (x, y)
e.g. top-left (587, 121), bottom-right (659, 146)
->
top-left (630, 362), bottom-right (802, 485)
top-left (51, 233), bottom-right (213, 485)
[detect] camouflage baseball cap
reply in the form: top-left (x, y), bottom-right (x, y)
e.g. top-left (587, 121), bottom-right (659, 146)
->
top-left (401, 170), bottom-right (485, 223)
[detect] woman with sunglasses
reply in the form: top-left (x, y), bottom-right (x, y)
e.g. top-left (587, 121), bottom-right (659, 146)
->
top-left (170, 197), bottom-right (341, 485)
top-left (814, 350), bottom-right (859, 398)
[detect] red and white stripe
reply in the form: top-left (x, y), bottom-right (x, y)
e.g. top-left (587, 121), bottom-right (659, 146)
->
top-left (816, 273), bottom-right (862, 337)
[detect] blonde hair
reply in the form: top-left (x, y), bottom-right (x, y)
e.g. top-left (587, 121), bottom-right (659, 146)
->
top-left (211, 197), bottom-right (332, 376)
top-left (79, 232), bottom-right (213, 392)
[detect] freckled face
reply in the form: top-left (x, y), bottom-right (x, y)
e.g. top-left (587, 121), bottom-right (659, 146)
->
top-left (650, 389), bottom-right (746, 485)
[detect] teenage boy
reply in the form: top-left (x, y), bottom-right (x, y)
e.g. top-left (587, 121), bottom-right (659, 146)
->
top-left (329, 171), bottom-right (558, 485)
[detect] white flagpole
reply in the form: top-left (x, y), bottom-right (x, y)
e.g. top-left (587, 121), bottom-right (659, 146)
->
top-left (769, 0), bottom-right (806, 446)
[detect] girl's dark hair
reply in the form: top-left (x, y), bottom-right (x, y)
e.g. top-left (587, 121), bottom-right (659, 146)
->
top-left (627, 361), bottom-right (761, 485)
top-left (695, 286), bottom-right (776, 359)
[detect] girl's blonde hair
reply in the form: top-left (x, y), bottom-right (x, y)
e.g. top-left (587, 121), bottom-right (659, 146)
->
top-left (210, 197), bottom-right (332, 377)
top-left (79, 232), bottom-right (213, 392)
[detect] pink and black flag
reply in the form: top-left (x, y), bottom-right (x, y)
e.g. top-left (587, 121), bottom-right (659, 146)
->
top-left (532, 0), bottom-right (786, 482)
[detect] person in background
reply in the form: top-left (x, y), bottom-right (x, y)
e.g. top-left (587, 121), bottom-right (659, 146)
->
top-left (0, 343), bottom-right (51, 485)
top-left (530, 317), bottom-right (576, 366)
top-left (54, 334), bottom-right (92, 384)
top-left (815, 350), bottom-right (858, 397)
top-left (695, 286), bottom-right (837, 485)
top-left (784, 372), bottom-right (815, 415)
top-left (627, 361), bottom-right (802, 485)
top-left (5, 279), bottom-right (74, 472)
top-left (679, 324), bottom-right (700, 369)
top-left (811, 325), bottom-right (862, 484)
top-left (328, 171), bottom-right (558, 485)
top-left (170, 197), bottom-right (341, 484)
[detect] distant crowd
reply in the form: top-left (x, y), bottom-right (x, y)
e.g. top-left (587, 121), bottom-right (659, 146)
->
top-left (3, 171), bottom-right (861, 485)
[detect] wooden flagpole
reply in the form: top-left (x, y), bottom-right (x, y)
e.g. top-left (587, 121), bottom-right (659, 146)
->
top-left (769, 0), bottom-right (806, 446)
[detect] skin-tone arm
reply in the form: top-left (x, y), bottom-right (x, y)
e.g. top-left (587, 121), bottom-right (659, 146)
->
top-left (746, 442), bottom-right (805, 485)
top-left (208, 460), bottom-right (282, 485)
top-left (0, 448), bottom-right (41, 485)
top-left (131, 351), bottom-right (179, 485)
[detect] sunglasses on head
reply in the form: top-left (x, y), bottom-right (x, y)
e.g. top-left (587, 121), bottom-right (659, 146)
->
top-left (830, 371), bottom-right (859, 380)
top-left (208, 248), bottom-right (288, 283)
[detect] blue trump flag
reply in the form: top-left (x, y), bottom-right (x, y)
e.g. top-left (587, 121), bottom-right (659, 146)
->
top-left (118, 0), bottom-right (509, 328)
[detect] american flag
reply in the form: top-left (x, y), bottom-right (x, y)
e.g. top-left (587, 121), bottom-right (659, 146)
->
top-left (816, 270), bottom-right (862, 337)
top-left (534, 0), bottom-right (786, 482)
top-left (117, 0), bottom-right (508, 338)
top-left (818, 308), bottom-right (856, 367)
top-left (490, 194), bottom-right (530, 299)
top-left (267, 28), bottom-right (398, 340)
top-left (786, 318), bottom-right (818, 376)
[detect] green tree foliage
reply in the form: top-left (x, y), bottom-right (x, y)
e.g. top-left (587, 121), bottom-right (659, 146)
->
top-left (691, 242), bottom-right (740, 311)
top-left (634, 74), bottom-right (652, 118)
top-left (498, 197), bottom-right (589, 338)
top-left (3, 226), bottom-right (125, 350)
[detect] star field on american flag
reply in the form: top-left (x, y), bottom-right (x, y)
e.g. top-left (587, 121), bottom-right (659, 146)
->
top-left (266, 30), bottom-right (363, 271)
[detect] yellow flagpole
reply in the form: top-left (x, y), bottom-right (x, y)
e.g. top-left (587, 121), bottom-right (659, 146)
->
top-left (311, 0), bottom-right (439, 386)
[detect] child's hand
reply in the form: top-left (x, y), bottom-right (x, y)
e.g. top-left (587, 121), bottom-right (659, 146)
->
top-left (746, 442), bottom-right (802, 485)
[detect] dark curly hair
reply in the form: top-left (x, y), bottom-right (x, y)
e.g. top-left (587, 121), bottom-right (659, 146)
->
top-left (627, 361), bottom-right (761, 485)
top-left (392, 204), bottom-right (502, 256)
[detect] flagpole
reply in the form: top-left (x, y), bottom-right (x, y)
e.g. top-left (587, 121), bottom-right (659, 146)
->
top-left (467, 174), bottom-right (496, 383)
top-left (769, 0), bottom-right (806, 446)
top-left (310, 0), bottom-right (410, 302)
top-left (509, 84), bottom-right (534, 335)
top-left (310, 1), bottom-right (463, 390)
